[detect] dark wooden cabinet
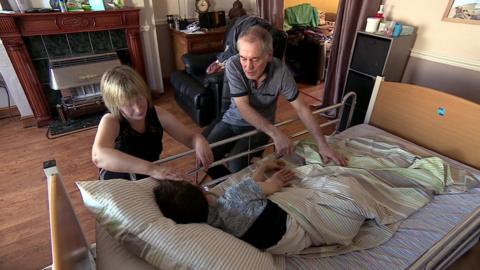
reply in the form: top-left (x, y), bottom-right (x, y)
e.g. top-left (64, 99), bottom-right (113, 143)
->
top-left (170, 27), bottom-right (225, 70)
top-left (340, 31), bottom-right (416, 129)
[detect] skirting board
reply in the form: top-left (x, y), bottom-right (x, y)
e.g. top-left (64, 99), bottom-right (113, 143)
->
top-left (20, 115), bottom-right (36, 128)
top-left (0, 105), bottom-right (20, 119)
top-left (410, 49), bottom-right (480, 72)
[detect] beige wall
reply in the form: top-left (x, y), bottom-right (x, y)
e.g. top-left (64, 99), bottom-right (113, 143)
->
top-left (384, 0), bottom-right (480, 103)
top-left (154, 0), bottom-right (257, 20)
top-left (156, 24), bottom-right (176, 79)
top-left (209, 0), bottom-right (257, 16)
top-left (403, 57), bottom-right (480, 103)
top-left (0, 41), bottom-right (33, 115)
top-left (154, 0), bottom-right (257, 78)
top-left (384, 0), bottom-right (480, 69)
top-left (284, 0), bottom-right (339, 13)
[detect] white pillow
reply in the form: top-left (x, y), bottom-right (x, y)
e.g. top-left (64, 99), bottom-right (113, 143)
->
top-left (77, 178), bottom-right (284, 270)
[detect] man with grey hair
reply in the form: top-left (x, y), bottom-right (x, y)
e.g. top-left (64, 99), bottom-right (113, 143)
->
top-left (206, 26), bottom-right (347, 179)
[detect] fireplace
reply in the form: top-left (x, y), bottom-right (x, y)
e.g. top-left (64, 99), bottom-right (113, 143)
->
top-left (49, 52), bottom-right (121, 122)
top-left (0, 8), bottom-right (146, 127)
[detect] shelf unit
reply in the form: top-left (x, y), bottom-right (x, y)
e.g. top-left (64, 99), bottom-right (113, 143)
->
top-left (340, 30), bottom-right (416, 129)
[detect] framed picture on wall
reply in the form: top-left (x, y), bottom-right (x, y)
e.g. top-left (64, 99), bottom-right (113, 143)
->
top-left (443, 0), bottom-right (480, 24)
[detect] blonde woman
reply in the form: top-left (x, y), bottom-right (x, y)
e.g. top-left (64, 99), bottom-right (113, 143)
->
top-left (92, 65), bottom-right (213, 181)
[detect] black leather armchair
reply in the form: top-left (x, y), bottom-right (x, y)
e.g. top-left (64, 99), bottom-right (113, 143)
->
top-left (170, 52), bottom-right (224, 126)
top-left (171, 25), bottom-right (288, 127)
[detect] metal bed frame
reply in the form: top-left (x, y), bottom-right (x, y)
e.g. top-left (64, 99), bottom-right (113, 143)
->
top-left (156, 92), bottom-right (357, 187)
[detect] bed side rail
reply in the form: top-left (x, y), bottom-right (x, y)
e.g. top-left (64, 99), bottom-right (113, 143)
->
top-left (155, 93), bottom-right (356, 184)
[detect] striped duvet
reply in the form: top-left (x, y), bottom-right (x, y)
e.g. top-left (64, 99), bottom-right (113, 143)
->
top-left (216, 135), bottom-right (479, 258)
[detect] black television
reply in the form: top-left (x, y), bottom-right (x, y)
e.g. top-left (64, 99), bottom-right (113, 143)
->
top-left (199, 11), bottom-right (226, 29)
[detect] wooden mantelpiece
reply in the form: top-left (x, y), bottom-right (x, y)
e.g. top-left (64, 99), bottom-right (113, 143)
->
top-left (0, 8), bottom-right (146, 127)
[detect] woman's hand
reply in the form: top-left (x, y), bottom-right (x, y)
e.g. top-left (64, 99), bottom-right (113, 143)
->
top-left (155, 107), bottom-right (213, 170)
top-left (193, 134), bottom-right (213, 169)
top-left (149, 165), bottom-right (185, 181)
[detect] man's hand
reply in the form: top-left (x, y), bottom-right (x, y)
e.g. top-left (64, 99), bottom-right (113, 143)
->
top-left (318, 145), bottom-right (348, 166)
top-left (206, 61), bottom-right (224, 74)
top-left (272, 130), bottom-right (293, 156)
top-left (193, 134), bottom-right (214, 169)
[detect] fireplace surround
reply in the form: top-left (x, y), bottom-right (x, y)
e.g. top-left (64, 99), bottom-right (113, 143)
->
top-left (0, 8), bottom-right (146, 127)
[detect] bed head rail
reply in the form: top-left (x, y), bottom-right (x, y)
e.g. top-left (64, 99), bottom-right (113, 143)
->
top-left (365, 76), bottom-right (480, 169)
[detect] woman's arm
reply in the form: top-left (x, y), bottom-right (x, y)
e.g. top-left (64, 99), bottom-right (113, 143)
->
top-left (91, 114), bottom-right (183, 180)
top-left (155, 106), bottom-right (213, 168)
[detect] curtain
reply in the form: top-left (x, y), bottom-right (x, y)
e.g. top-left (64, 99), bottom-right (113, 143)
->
top-left (256, 0), bottom-right (284, 29)
top-left (322, 0), bottom-right (381, 110)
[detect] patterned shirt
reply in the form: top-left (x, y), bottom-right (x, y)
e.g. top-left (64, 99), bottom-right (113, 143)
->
top-left (207, 178), bottom-right (267, 237)
top-left (207, 178), bottom-right (287, 249)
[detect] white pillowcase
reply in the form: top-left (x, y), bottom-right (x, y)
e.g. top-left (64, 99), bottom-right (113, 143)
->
top-left (77, 178), bottom-right (284, 270)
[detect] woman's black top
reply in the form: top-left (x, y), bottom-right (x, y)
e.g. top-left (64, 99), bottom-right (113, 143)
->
top-left (100, 107), bottom-right (164, 180)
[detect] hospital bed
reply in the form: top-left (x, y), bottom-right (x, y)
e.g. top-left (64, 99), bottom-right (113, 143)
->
top-left (44, 76), bottom-right (480, 269)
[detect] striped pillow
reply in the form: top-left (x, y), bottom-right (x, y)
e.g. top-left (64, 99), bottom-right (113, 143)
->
top-left (77, 178), bottom-right (284, 270)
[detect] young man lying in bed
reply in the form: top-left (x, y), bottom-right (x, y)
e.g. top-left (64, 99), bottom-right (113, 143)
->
top-left (153, 157), bottom-right (440, 256)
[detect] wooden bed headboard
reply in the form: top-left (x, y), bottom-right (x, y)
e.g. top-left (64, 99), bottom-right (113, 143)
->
top-left (365, 77), bottom-right (480, 169)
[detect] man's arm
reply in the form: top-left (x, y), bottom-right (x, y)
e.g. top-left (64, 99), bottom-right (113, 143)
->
top-left (234, 96), bottom-right (293, 155)
top-left (290, 96), bottom-right (348, 166)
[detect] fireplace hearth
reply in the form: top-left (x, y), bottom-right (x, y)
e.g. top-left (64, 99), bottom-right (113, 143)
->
top-left (0, 8), bottom-right (146, 127)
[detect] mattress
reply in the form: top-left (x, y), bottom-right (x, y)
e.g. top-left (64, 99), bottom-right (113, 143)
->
top-left (286, 188), bottom-right (480, 269)
top-left (285, 124), bottom-right (480, 269)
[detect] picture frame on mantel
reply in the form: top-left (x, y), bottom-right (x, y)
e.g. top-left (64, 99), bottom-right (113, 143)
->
top-left (443, 0), bottom-right (480, 24)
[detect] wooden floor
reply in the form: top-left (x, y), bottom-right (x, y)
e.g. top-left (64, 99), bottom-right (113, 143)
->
top-left (0, 84), bottom-right (478, 269)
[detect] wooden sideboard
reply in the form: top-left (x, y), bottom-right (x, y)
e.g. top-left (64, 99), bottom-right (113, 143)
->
top-left (170, 27), bottom-right (225, 70)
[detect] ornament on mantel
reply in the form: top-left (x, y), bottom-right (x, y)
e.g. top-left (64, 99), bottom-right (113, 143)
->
top-left (105, 0), bottom-right (124, 9)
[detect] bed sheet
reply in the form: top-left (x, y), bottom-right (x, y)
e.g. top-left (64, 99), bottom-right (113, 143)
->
top-left (331, 124), bottom-right (478, 173)
top-left (285, 124), bottom-right (480, 269)
top-left (286, 188), bottom-right (480, 269)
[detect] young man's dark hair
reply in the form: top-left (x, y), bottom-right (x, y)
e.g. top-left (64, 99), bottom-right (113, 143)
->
top-left (153, 180), bottom-right (209, 224)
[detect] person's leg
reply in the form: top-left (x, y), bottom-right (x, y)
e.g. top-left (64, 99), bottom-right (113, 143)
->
top-left (205, 121), bottom-right (236, 179)
top-left (228, 127), bottom-right (270, 173)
